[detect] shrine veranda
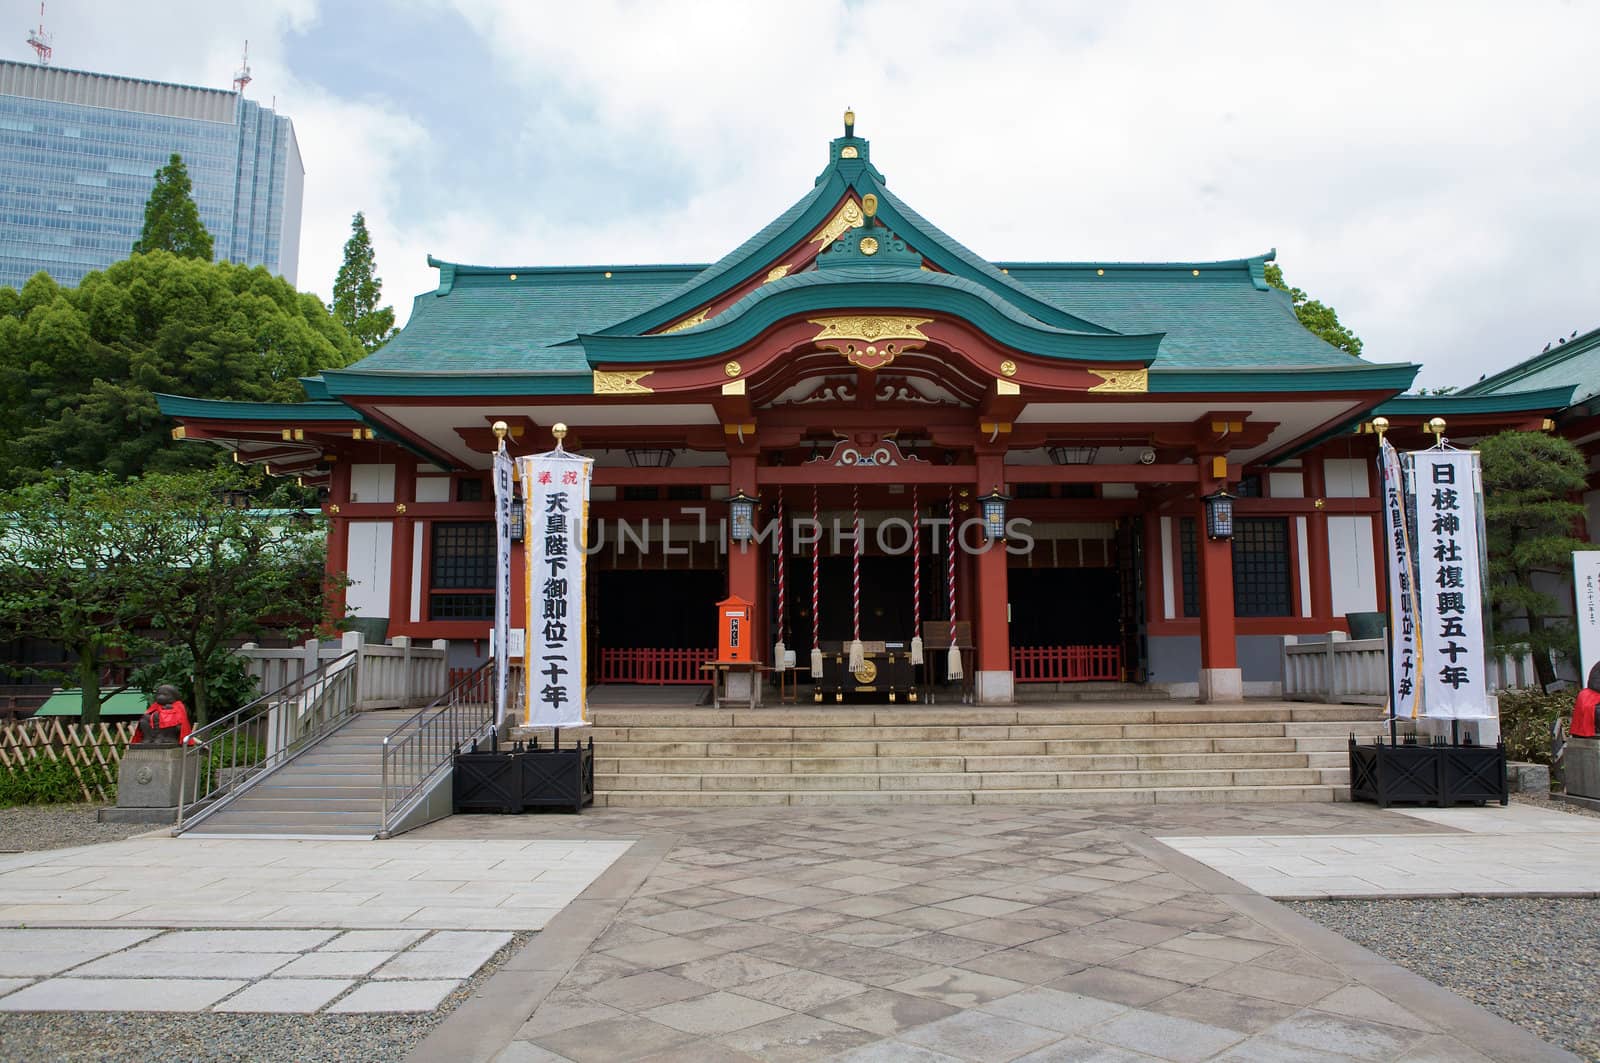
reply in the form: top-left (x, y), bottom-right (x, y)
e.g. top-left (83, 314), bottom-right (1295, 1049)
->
top-left (159, 117), bottom-right (1597, 711)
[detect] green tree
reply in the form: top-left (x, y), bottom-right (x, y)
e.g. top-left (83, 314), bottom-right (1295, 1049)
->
top-left (1479, 430), bottom-right (1596, 689)
top-left (0, 469), bottom-right (331, 725)
top-left (332, 212), bottom-right (396, 352)
top-left (1264, 262), bottom-right (1364, 357)
top-left (0, 473), bottom-right (170, 722)
top-left (132, 154), bottom-right (214, 261)
top-left (0, 253), bottom-right (364, 487)
top-left (133, 468), bottom-right (330, 724)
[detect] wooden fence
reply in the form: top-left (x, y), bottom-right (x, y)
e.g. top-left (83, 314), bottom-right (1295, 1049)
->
top-left (0, 719), bottom-right (136, 803)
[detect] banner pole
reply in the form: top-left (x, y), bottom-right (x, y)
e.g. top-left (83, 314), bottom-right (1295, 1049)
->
top-left (1374, 418), bottom-right (1399, 747)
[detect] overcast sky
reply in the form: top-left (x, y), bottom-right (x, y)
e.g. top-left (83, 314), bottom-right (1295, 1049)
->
top-left (20, 0), bottom-right (1600, 390)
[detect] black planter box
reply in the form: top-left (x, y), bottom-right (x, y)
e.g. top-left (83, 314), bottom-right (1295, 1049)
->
top-left (453, 739), bottom-right (594, 814)
top-left (1349, 737), bottom-right (1508, 808)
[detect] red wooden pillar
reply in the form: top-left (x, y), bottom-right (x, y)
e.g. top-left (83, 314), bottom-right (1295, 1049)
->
top-left (324, 459), bottom-right (352, 633)
top-left (726, 452), bottom-right (764, 664)
top-left (1195, 479), bottom-right (1242, 703)
top-left (389, 456), bottom-right (416, 632)
top-left (1305, 454), bottom-right (1334, 622)
top-left (972, 453), bottom-right (1013, 703)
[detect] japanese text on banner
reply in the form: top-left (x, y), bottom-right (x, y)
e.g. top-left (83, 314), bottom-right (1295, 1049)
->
top-left (517, 453), bottom-right (592, 728)
top-left (492, 447), bottom-right (514, 727)
top-left (1378, 439), bottom-right (1420, 718)
top-left (1413, 450), bottom-right (1492, 719)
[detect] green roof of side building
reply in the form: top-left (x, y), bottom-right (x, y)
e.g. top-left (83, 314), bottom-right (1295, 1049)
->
top-left (1456, 324), bottom-right (1600, 409)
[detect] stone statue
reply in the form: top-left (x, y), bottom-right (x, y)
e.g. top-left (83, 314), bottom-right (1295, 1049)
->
top-left (132, 684), bottom-right (193, 747)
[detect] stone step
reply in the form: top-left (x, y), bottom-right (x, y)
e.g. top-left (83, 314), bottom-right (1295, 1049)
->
top-left (594, 752), bottom-right (1315, 775)
top-left (596, 767), bottom-right (1325, 792)
top-left (184, 821), bottom-right (376, 836)
top-left (595, 783), bottom-right (1346, 807)
top-left (223, 796), bottom-right (385, 812)
top-left (183, 808), bottom-right (378, 829)
top-left (582, 721), bottom-right (1378, 744)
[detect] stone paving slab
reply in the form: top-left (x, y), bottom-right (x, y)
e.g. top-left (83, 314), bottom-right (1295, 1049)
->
top-left (0, 838), bottom-right (632, 929)
top-left (1159, 805), bottom-right (1600, 898)
top-left (402, 804), bottom-right (1572, 1063)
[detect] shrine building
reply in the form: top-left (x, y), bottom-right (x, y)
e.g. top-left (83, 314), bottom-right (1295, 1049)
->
top-left (158, 115), bottom-right (1588, 705)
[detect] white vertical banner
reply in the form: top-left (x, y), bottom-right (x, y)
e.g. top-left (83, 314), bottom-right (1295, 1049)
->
top-left (492, 447), bottom-right (514, 727)
top-left (1576, 550), bottom-right (1600, 683)
top-left (1412, 449), bottom-right (1492, 719)
top-left (517, 450), bottom-right (593, 727)
top-left (1378, 439), bottom-right (1421, 718)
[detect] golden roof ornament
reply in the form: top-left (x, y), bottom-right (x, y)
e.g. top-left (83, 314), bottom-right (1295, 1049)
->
top-left (844, 107), bottom-right (855, 137)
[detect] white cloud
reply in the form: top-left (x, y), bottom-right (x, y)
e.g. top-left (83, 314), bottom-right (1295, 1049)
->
top-left (23, 1), bottom-right (1600, 387)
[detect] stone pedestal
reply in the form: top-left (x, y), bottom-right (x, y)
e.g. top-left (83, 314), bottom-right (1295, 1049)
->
top-left (1567, 736), bottom-right (1600, 800)
top-left (1197, 667), bottom-right (1243, 704)
top-left (98, 746), bottom-right (195, 825)
top-left (976, 670), bottom-right (1015, 705)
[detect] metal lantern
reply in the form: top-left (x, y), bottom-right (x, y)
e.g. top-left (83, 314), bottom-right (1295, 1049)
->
top-left (625, 447), bottom-right (676, 468)
top-left (979, 489), bottom-right (1011, 540)
top-left (1046, 445), bottom-right (1099, 466)
top-left (727, 491), bottom-right (759, 543)
top-left (509, 490), bottom-right (526, 543)
top-left (1203, 490), bottom-right (1235, 541)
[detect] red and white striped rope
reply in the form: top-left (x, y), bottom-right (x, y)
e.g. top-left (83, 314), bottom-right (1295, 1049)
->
top-left (947, 486), bottom-right (958, 645)
top-left (911, 484), bottom-right (921, 632)
top-left (851, 483), bottom-right (862, 640)
top-left (811, 484), bottom-right (821, 650)
top-left (775, 493), bottom-right (785, 642)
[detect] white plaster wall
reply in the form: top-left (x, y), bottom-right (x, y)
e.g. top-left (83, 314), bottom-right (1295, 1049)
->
top-left (1159, 516), bottom-right (1176, 620)
top-left (346, 521), bottom-right (394, 618)
top-left (410, 530), bottom-right (424, 623)
top-left (415, 476), bottom-right (450, 503)
top-left (350, 463), bottom-right (396, 503)
top-left (1268, 471), bottom-right (1304, 498)
top-left (1327, 515), bottom-right (1377, 616)
top-left (1324, 458), bottom-right (1370, 498)
top-left (1296, 516), bottom-right (1312, 617)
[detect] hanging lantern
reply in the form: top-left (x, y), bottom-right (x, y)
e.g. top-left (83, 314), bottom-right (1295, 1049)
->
top-left (1203, 490), bottom-right (1235, 541)
top-left (727, 491), bottom-right (759, 543)
top-left (978, 489), bottom-right (1010, 540)
top-left (510, 489), bottom-right (525, 543)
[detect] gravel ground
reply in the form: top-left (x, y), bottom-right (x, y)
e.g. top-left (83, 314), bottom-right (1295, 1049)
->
top-left (1513, 789), bottom-right (1600, 820)
top-left (0, 804), bottom-right (152, 853)
top-left (0, 931), bottom-right (530, 1063)
top-left (1290, 897), bottom-right (1600, 1063)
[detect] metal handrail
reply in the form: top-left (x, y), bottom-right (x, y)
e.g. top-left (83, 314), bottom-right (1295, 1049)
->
top-left (378, 659), bottom-right (519, 837)
top-left (174, 650), bottom-right (360, 835)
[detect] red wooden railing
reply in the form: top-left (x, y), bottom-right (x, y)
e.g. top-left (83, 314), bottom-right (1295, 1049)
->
top-left (1010, 645), bottom-right (1123, 683)
top-left (597, 648), bottom-right (716, 685)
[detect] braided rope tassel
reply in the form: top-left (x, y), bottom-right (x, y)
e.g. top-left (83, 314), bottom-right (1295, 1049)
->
top-left (773, 493), bottom-right (786, 669)
top-left (946, 486), bottom-right (963, 681)
top-left (810, 484), bottom-right (824, 680)
top-left (910, 484), bottom-right (924, 666)
top-left (848, 483), bottom-right (864, 672)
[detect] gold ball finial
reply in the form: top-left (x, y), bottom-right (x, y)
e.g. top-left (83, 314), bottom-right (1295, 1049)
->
top-left (1371, 416), bottom-right (1389, 436)
top-left (843, 108), bottom-right (855, 136)
top-left (491, 420), bottom-right (508, 440)
top-left (552, 422), bottom-right (568, 443)
top-left (1426, 416), bottom-right (1447, 436)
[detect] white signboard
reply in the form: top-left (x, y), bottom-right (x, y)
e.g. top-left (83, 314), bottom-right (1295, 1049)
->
top-left (517, 452), bottom-right (593, 727)
top-left (1576, 550), bottom-right (1600, 684)
top-left (1378, 439), bottom-right (1421, 718)
top-left (492, 447), bottom-right (514, 727)
top-left (1412, 450), bottom-right (1492, 719)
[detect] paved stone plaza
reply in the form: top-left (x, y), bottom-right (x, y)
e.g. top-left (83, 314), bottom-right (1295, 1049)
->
top-left (0, 803), bottom-right (1585, 1060)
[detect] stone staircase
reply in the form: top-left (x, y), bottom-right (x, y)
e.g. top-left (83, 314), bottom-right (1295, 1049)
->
top-left (578, 704), bottom-right (1384, 807)
top-left (182, 709), bottom-right (412, 837)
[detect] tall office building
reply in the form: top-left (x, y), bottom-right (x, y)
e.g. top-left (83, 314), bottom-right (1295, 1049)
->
top-left (0, 59), bottom-right (303, 291)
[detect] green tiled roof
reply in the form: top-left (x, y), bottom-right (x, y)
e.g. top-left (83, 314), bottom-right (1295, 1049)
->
top-left (1376, 386), bottom-right (1579, 416)
top-left (154, 395), bottom-right (359, 421)
top-left (1001, 258), bottom-right (1365, 371)
top-left (1457, 325), bottom-right (1600, 408)
top-left (301, 127), bottom-right (1419, 395)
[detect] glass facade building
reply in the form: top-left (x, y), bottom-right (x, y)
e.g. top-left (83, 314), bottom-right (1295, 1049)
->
top-left (0, 60), bottom-right (303, 291)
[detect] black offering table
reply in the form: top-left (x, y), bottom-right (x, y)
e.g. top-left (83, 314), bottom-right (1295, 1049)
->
top-left (453, 732), bottom-right (594, 814)
top-left (1349, 735), bottom-right (1508, 808)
